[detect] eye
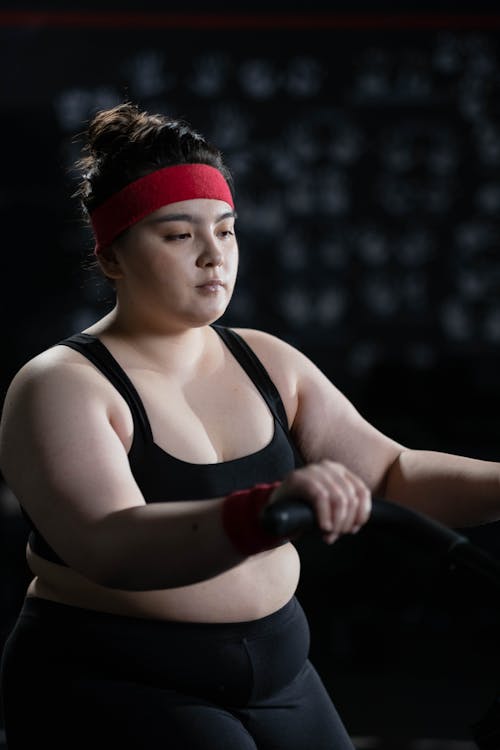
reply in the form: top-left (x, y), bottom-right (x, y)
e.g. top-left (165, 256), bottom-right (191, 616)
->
top-left (218, 227), bottom-right (235, 238)
top-left (164, 233), bottom-right (191, 241)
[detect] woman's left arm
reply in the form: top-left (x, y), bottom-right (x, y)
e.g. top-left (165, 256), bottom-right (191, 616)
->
top-left (379, 449), bottom-right (500, 527)
top-left (238, 328), bottom-right (500, 528)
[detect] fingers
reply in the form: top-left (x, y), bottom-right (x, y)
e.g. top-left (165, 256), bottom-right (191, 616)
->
top-left (344, 470), bottom-right (372, 533)
top-left (271, 460), bottom-right (371, 544)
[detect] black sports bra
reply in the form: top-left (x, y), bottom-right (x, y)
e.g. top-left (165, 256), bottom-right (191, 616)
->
top-left (25, 325), bottom-right (304, 566)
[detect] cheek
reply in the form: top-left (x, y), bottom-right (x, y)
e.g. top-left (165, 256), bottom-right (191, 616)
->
top-left (132, 249), bottom-right (181, 285)
top-left (228, 244), bottom-right (239, 273)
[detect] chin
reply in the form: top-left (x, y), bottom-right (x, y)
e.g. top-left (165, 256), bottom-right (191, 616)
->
top-left (186, 308), bottom-right (228, 328)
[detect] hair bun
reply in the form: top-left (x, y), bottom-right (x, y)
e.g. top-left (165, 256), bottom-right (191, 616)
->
top-left (86, 102), bottom-right (160, 159)
top-left (74, 100), bottom-right (232, 214)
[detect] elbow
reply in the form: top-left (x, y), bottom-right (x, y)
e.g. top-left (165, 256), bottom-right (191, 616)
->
top-left (89, 550), bottom-right (165, 591)
top-left (81, 545), bottom-right (148, 591)
top-left (87, 554), bottom-right (228, 592)
top-left (64, 548), bottom-right (130, 590)
top-left (90, 571), bottom-right (195, 593)
top-left (73, 554), bottom-right (153, 591)
top-left (50, 528), bottom-right (138, 590)
top-left (93, 570), bottom-right (147, 591)
top-left (80, 542), bottom-right (190, 591)
top-left (94, 562), bottom-right (219, 592)
top-left (374, 448), bottom-right (406, 499)
top-left (73, 511), bottom-right (155, 589)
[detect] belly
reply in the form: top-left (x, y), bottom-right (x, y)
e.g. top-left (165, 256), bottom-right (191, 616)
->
top-left (26, 542), bottom-right (301, 622)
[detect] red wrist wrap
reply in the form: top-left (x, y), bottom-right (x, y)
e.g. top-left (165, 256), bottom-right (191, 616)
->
top-left (221, 482), bottom-right (284, 556)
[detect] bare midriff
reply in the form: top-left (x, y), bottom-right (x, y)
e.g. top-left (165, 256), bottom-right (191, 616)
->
top-left (26, 541), bottom-right (301, 622)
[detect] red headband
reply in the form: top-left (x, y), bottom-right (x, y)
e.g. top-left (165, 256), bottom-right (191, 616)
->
top-left (90, 163), bottom-right (234, 254)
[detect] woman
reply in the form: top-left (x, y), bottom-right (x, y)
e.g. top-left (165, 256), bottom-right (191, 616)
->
top-left (0, 102), bottom-right (499, 749)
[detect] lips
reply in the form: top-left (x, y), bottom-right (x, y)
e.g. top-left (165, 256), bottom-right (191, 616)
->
top-left (196, 279), bottom-right (225, 288)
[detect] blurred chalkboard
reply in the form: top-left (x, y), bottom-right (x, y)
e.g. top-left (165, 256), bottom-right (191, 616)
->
top-left (2, 15), bottom-right (500, 741)
top-left (2, 17), bottom-right (500, 438)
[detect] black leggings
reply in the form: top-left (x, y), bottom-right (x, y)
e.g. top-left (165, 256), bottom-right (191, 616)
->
top-left (1, 596), bottom-right (355, 749)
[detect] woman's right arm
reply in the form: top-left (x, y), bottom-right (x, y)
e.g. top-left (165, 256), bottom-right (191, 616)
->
top-left (0, 355), bottom-right (246, 591)
top-left (0, 352), bottom-right (369, 591)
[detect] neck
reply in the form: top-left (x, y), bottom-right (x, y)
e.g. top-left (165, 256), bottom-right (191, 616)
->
top-left (83, 306), bottom-right (215, 375)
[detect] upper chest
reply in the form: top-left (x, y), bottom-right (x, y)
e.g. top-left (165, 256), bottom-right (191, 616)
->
top-left (112, 347), bottom-right (277, 464)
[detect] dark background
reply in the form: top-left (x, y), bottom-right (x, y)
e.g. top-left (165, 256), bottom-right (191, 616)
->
top-left (2, 3), bottom-right (500, 747)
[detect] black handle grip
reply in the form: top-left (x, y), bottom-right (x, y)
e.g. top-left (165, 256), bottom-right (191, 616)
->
top-left (260, 496), bottom-right (500, 589)
top-left (261, 496), bottom-right (466, 552)
top-left (260, 498), bottom-right (316, 537)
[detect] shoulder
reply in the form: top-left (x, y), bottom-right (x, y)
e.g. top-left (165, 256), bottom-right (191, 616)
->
top-left (0, 343), bottom-right (122, 444)
top-left (0, 342), bottom-right (134, 496)
top-left (3, 345), bottom-right (107, 408)
top-left (229, 327), bottom-right (358, 429)
top-left (230, 327), bottom-right (318, 383)
top-left (228, 327), bottom-right (310, 426)
top-left (230, 327), bottom-right (303, 364)
top-left (229, 325), bottom-right (347, 404)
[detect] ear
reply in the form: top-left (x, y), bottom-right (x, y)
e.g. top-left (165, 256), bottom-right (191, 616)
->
top-left (96, 244), bottom-right (124, 280)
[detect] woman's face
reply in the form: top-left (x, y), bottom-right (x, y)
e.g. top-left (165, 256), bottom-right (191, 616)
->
top-left (110, 198), bottom-right (238, 329)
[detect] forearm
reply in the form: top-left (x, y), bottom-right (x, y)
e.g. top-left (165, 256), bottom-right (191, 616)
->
top-left (380, 448), bottom-right (500, 527)
top-left (92, 497), bottom-right (247, 590)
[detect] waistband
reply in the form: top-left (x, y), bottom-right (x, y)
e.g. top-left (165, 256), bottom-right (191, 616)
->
top-left (20, 595), bottom-right (300, 640)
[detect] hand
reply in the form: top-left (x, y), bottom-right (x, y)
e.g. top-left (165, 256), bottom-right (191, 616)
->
top-left (268, 460), bottom-right (371, 544)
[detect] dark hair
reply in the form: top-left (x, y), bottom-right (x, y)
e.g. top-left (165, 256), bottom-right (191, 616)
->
top-left (74, 102), bottom-right (234, 215)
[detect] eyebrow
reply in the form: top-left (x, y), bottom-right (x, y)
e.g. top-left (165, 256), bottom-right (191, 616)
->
top-left (149, 210), bottom-right (237, 224)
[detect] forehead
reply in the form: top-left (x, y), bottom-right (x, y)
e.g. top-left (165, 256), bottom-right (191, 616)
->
top-left (144, 198), bottom-right (235, 225)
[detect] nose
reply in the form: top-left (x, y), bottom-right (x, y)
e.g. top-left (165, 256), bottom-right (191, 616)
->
top-left (196, 236), bottom-right (224, 267)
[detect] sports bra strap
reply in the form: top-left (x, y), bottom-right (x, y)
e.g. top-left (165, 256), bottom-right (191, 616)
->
top-left (58, 333), bottom-right (153, 442)
top-left (58, 328), bottom-right (299, 462)
top-left (211, 325), bottom-right (291, 438)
